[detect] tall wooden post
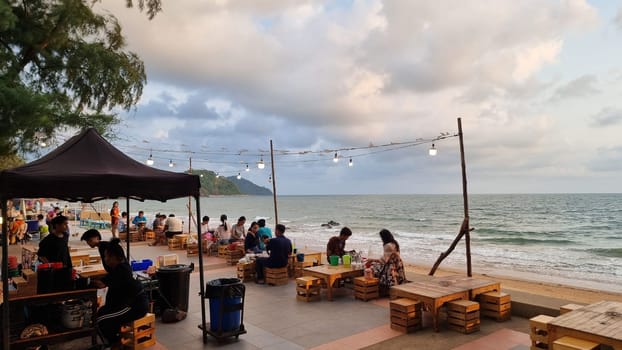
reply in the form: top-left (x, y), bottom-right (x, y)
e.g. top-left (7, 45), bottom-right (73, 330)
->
top-left (270, 140), bottom-right (279, 225)
top-left (458, 118), bottom-right (472, 277)
top-left (188, 157), bottom-right (192, 233)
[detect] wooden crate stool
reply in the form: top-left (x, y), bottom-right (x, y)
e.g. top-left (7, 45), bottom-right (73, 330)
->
top-left (296, 276), bottom-right (321, 302)
top-left (353, 276), bottom-right (379, 301)
top-left (167, 238), bottom-right (181, 250)
top-left (389, 298), bottom-right (422, 333)
top-left (529, 314), bottom-right (555, 350)
top-left (120, 313), bottom-right (156, 350)
top-left (227, 247), bottom-right (245, 265)
top-left (187, 242), bottom-right (199, 257)
top-left (265, 267), bottom-right (289, 286)
top-left (237, 262), bottom-right (256, 282)
top-left (144, 230), bottom-right (155, 241)
top-left (174, 234), bottom-right (189, 249)
top-left (559, 303), bottom-right (584, 315)
top-left (293, 261), bottom-right (313, 278)
top-left (218, 245), bottom-right (229, 258)
top-left (552, 336), bottom-right (599, 350)
top-left (446, 300), bottom-right (480, 334)
top-left (478, 291), bottom-right (511, 321)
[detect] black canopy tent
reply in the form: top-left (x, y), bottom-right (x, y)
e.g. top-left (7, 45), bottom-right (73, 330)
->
top-left (0, 128), bottom-right (210, 348)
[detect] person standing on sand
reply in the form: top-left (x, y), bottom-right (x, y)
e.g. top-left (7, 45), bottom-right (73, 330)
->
top-left (110, 201), bottom-right (120, 239)
top-left (326, 227), bottom-right (352, 263)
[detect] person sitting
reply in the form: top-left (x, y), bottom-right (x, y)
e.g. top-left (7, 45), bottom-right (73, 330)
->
top-left (118, 212), bottom-right (128, 233)
top-left (215, 214), bottom-right (231, 245)
top-left (256, 219), bottom-right (272, 250)
top-left (367, 229), bottom-right (406, 296)
top-left (326, 227), bottom-right (352, 264)
top-left (200, 216), bottom-right (215, 253)
top-left (9, 214), bottom-right (27, 244)
top-left (254, 224), bottom-right (292, 284)
top-left (37, 214), bottom-right (49, 239)
top-left (244, 221), bottom-right (262, 253)
top-left (164, 213), bottom-right (183, 240)
top-left (80, 229), bottom-right (111, 272)
top-left (131, 210), bottom-right (147, 229)
top-left (230, 216), bottom-right (246, 243)
top-left (92, 238), bottom-right (148, 349)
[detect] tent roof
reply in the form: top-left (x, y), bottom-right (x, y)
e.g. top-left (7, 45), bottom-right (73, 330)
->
top-left (0, 128), bottom-right (200, 202)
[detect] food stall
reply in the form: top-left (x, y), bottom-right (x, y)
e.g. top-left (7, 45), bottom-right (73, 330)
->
top-left (0, 128), bottom-right (204, 349)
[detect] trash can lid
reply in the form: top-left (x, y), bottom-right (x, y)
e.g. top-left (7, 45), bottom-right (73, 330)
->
top-left (157, 264), bottom-right (191, 273)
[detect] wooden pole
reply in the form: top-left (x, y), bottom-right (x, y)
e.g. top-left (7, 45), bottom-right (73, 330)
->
top-left (188, 157), bottom-right (192, 233)
top-left (458, 118), bottom-right (472, 277)
top-left (270, 140), bottom-right (279, 225)
top-left (126, 197), bottom-right (131, 260)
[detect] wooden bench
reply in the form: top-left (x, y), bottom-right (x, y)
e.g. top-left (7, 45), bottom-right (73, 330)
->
top-left (353, 276), bottom-right (379, 301)
top-left (389, 298), bottom-right (422, 333)
top-left (529, 314), bottom-right (555, 350)
top-left (265, 267), bottom-right (288, 286)
top-left (296, 276), bottom-right (321, 302)
top-left (478, 291), bottom-right (511, 321)
top-left (446, 300), bottom-right (480, 334)
top-left (120, 313), bottom-right (156, 350)
top-left (552, 336), bottom-right (599, 350)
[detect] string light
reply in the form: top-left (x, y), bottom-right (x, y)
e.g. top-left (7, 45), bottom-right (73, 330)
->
top-left (200, 174), bottom-right (204, 178)
top-left (348, 158), bottom-right (353, 167)
top-left (268, 175), bottom-right (272, 183)
top-left (237, 172), bottom-right (242, 180)
top-left (258, 156), bottom-right (265, 169)
top-left (146, 149), bottom-right (154, 165)
top-left (168, 159), bottom-right (174, 167)
top-left (245, 164), bottom-right (250, 172)
top-left (333, 152), bottom-right (339, 163)
top-left (429, 144), bottom-right (437, 156)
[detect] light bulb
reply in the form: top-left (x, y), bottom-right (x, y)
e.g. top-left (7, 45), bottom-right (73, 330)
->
top-left (333, 152), bottom-right (339, 163)
top-left (258, 157), bottom-right (265, 169)
top-left (200, 174), bottom-right (204, 178)
top-left (146, 149), bottom-right (154, 165)
top-left (429, 144), bottom-right (437, 156)
top-left (168, 159), bottom-right (174, 167)
top-left (245, 164), bottom-right (250, 172)
top-left (268, 176), bottom-right (272, 183)
top-left (39, 141), bottom-right (47, 147)
top-left (348, 158), bottom-right (353, 167)
top-left (237, 173), bottom-right (242, 180)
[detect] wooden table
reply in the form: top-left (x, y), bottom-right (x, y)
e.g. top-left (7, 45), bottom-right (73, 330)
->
top-left (391, 281), bottom-right (470, 331)
top-left (303, 265), bottom-right (363, 301)
top-left (435, 275), bottom-right (501, 299)
top-left (75, 264), bottom-right (107, 279)
top-left (548, 300), bottom-right (622, 348)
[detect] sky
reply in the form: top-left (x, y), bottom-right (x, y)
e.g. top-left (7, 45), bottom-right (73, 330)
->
top-left (89, 0), bottom-right (622, 195)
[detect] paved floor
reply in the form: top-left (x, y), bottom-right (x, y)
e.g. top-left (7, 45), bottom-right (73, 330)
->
top-left (6, 235), bottom-right (539, 349)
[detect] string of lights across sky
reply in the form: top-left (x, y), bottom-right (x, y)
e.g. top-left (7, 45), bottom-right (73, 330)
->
top-left (109, 131), bottom-right (459, 178)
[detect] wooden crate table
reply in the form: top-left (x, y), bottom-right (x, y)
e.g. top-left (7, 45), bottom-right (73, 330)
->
top-left (353, 276), bottom-right (379, 301)
top-left (435, 275), bottom-right (501, 300)
top-left (446, 300), bottom-right (480, 334)
top-left (389, 298), bottom-right (422, 333)
top-left (390, 281), bottom-right (469, 332)
top-left (296, 276), bottom-right (321, 302)
top-left (548, 301), bottom-right (622, 349)
top-left (530, 314), bottom-right (555, 350)
top-left (302, 265), bottom-right (364, 301)
top-left (237, 262), bottom-right (256, 282)
top-left (551, 336), bottom-right (599, 350)
top-left (560, 304), bottom-right (584, 315)
top-left (174, 234), bottom-right (190, 249)
top-left (75, 264), bottom-right (107, 279)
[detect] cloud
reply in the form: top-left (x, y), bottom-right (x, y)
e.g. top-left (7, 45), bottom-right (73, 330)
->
top-left (588, 146), bottom-right (622, 172)
top-left (551, 75), bottom-right (600, 101)
top-left (615, 7), bottom-right (622, 29)
top-left (590, 107), bottom-right (622, 127)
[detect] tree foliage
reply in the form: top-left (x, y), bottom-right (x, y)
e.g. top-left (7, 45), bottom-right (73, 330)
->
top-left (0, 0), bottom-right (161, 158)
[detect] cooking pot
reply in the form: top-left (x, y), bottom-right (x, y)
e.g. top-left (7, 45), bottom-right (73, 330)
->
top-left (61, 300), bottom-right (84, 329)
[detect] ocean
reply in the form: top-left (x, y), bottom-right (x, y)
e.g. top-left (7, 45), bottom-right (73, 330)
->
top-left (94, 193), bottom-right (622, 293)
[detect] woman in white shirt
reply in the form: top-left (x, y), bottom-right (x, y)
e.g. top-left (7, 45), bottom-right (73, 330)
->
top-left (368, 229), bottom-right (406, 295)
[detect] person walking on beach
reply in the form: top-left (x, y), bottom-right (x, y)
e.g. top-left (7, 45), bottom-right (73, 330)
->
top-left (326, 227), bottom-right (352, 264)
top-left (110, 201), bottom-right (120, 239)
top-left (254, 224), bottom-right (292, 284)
top-left (231, 216), bottom-right (246, 242)
top-left (367, 229), bottom-right (406, 296)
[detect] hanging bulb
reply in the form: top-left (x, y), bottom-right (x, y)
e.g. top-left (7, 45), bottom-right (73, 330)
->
top-left (237, 172), bottom-right (242, 180)
top-left (333, 152), bottom-right (339, 163)
top-left (348, 158), bottom-right (353, 167)
top-left (168, 159), bottom-right (174, 167)
top-left (258, 156), bottom-right (265, 169)
top-left (268, 175), bottom-right (272, 183)
top-left (245, 164), bottom-right (250, 172)
top-left (215, 173), bottom-right (220, 178)
top-left (200, 174), bottom-right (204, 178)
top-left (39, 141), bottom-right (47, 147)
top-left (429, 144), bottom-right (437, 156)
top-left (146, 150), bottom-right (154, 166)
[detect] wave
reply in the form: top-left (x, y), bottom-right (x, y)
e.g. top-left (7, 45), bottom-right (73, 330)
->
top-left (587, 248), bottom-right (622, 258)
top-left (477, 237), bottom-right (575, 245)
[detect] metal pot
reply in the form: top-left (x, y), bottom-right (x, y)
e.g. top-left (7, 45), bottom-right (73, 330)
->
top-left (61, 300), bottom-right (84, 329)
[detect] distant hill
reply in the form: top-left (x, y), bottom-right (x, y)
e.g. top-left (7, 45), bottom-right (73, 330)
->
top-left (226, 176), bottom-right (273, 196)
top-left (190, 169), bottom-right (272, 196)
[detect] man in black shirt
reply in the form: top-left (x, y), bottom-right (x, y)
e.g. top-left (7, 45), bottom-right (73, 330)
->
top-left (254, 224), bottom-right (292, 283)
top-left (80, 229), bottom-right (111, 272)
top-left (38, 215), bottom-right (72, 268)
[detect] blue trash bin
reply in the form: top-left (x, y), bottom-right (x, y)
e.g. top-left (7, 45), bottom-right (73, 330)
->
top-left (205, 278), bottom-right (245, 333)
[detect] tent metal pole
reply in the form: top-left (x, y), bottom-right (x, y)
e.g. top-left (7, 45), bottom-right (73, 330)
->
top-left (126, 197), bottom-right (131, 260)
top-left (195, 195), bottom-right (208, 343)
top-left (2, 198), bottom-right (10, 350)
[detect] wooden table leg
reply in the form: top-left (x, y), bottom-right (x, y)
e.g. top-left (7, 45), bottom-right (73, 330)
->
top-left (327, 276), bottom-right (335, 301)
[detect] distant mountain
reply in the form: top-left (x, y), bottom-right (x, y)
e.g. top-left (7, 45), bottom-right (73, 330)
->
top-left (189, 169), bottom-right (272, 196)
top-left (226, 176), bottom-right (273, 196)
